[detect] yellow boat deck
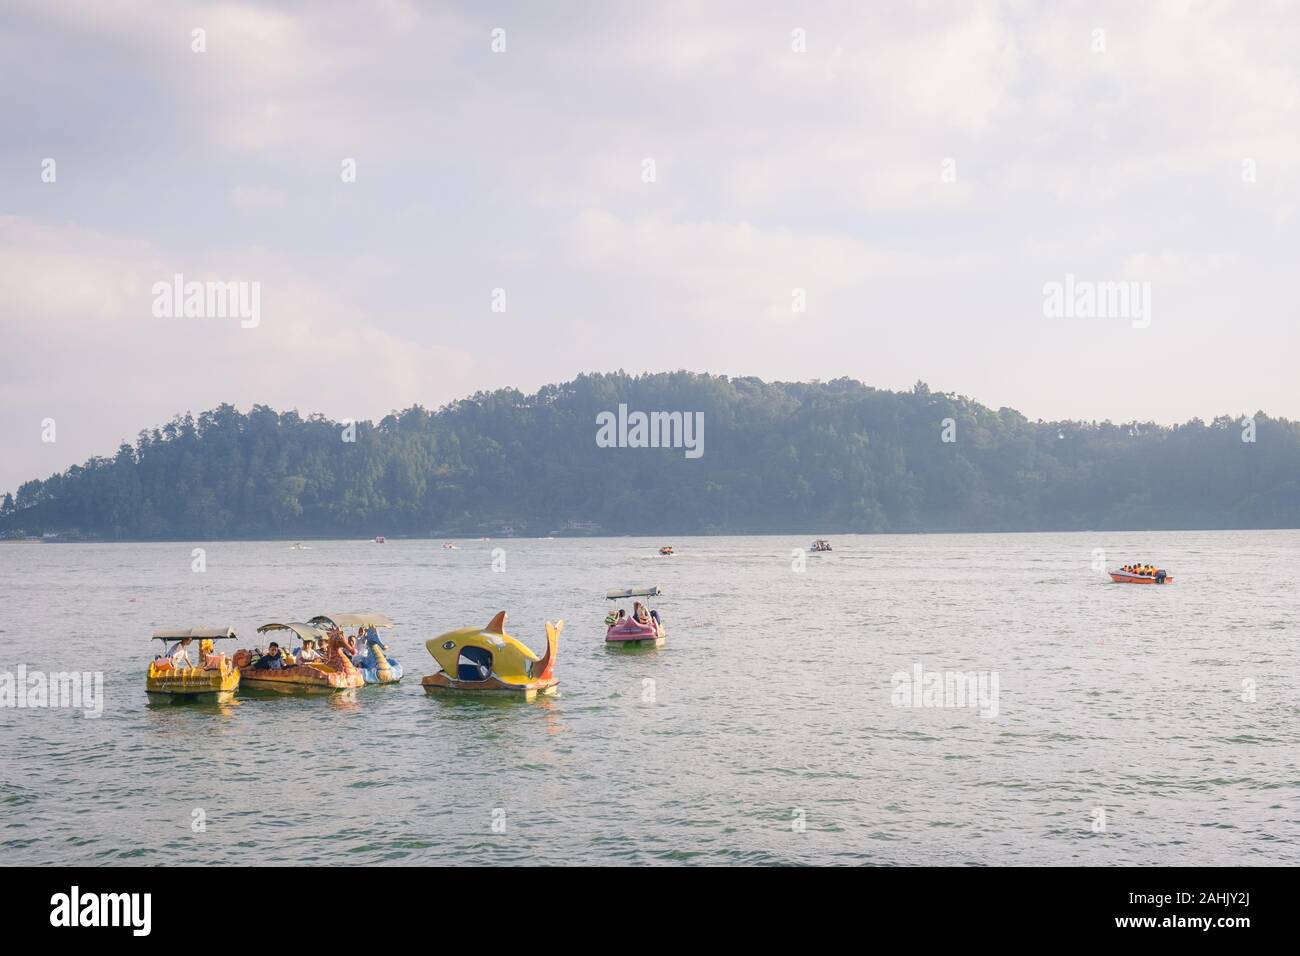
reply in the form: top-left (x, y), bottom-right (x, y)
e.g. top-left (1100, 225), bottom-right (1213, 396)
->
top-left (146, 659), bottom-right (239, 695)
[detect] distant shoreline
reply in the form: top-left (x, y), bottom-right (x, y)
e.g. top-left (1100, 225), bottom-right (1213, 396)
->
top-left (6, 526), bottom-right (1299, 545)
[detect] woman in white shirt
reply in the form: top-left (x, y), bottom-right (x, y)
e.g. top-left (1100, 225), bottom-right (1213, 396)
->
top-left (164, 636), bottom-right (195, 669)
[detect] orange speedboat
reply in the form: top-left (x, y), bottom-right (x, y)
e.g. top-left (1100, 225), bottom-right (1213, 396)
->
top-left (1110, 569), bottom-right (1174, 584)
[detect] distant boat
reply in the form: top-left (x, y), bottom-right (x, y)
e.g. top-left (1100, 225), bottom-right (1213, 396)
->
top-left (443, 542), bottom-right (458, 550)
top-left (1110, 568), bottom-right (1173, 584)
top-left (810, 539), bottom-right (832, 552)
top-left (290, 543), bottom-right (309, 551)
top-left (374, 535), bottom-right (386, 544)
top-left (658, 546), bottom-right (674, 556)
top-left (604, 586), bottom-right (666, 648)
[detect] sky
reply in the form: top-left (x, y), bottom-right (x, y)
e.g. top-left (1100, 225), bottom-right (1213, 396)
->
top-left (2, 0), bottom-right (1298, 493)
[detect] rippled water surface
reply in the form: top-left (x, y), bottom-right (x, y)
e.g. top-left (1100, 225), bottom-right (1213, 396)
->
top-left (2, 531), bottom-right (1297, 865)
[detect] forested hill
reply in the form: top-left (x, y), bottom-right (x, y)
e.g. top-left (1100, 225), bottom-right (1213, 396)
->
top-left (3, 372), bottom-right (1298, 540)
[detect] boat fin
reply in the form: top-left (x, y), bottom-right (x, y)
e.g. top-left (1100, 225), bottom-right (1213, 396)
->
top-left (536, 620), bottom-right (563, 682)
top-left (485, 611), bottom-right (507, 634)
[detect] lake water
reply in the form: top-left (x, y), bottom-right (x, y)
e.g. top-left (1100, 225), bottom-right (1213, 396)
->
top-left (2, 531), bottom-right (1297, 866)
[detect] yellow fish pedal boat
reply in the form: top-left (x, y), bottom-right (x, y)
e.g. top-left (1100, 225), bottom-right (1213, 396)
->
top-left (422, 612), bottom-right (562, 700)
top-left (147, 627), bottom-right (240, 698)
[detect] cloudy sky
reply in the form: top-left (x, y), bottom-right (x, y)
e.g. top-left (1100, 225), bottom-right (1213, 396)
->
top-left (2, 0), bottom-right (1297, 492)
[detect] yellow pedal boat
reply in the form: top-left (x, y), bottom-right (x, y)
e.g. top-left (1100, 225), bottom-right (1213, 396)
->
top-left (147, 627), bottom-right (240, 698)
top-left (421, 611), bottom-right (562, 700)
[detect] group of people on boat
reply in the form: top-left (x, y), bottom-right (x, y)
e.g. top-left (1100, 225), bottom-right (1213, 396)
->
top-left (604, 600), bottom-right (663, 630)
top-left (159, 636), bottom-right (223, 670)
top-left (251, 636), bottom-right (329, 669)
top-left (246, 630), bottom-right (340, 670)
top-left (1121, 563), bottom-right (1162, 577)
top-left (244, 625), bottom-right (391, 670)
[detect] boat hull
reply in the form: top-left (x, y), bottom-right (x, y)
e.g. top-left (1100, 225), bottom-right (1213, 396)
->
top-left (145, 661), bottom-right (239, 696)
top-left (605, 621), bottom-right (666, 647)
top-left (605, 634), bottom-right (666, 648)
top-left (420, 671), bottom-right (557, 700)
top-left (355, 646), bottom-right (403, 684)
top-left (233, 643), bottom-right (365, 691)
top-left (1109, 572), bottom-right (1174, 584)
top-left (358, 663), bottom-right (403, 684)
top-left (239, 668), bottom-right (365, 691)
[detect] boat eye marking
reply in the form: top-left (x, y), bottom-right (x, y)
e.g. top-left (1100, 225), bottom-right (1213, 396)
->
top-left (442, 641), bottom-right (456, 650)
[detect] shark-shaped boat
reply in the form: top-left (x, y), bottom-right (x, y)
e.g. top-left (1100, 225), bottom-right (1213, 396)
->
top-left (421, 612), bottom-right (562, 700)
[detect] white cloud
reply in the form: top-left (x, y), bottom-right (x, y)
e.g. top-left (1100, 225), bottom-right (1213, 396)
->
top-left (0, 216), bottom-right (478, 490)
top-left (2, 0), bottom-right (1298, 488)
top-left (229, 185), bottom-right (288, 212)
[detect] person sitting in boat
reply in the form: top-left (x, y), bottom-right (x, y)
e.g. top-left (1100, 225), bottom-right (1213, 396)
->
top-left (297, 639), bottom-right (322, 663)
top-left (198, 639), bottom-right (223, 669)
top-left (164, 636), bottom-right (195, 669)
top-left (633, 602), bottom-right (652, 626)
top-left (650, 608), bottom-right (664, 630)
top-left (604, 609), bottom-right (618, 627)
top-left (254, 642), bottom-right (284, 670)
top-left (352, 626), bottom-right (387, 668)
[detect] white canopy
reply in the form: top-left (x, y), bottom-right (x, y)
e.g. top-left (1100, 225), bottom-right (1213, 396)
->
top-left (308, 613), bottom-right (394, 629)
top-left (152, 627), bottom-right (236, 640)
top-left (605, 586), bottom-right (662, 601)
top-left (256, 622), bottom-right (331, 643)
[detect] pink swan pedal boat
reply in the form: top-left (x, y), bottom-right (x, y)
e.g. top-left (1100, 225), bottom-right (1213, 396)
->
top-left (604, 586), bottom-right (666, 647)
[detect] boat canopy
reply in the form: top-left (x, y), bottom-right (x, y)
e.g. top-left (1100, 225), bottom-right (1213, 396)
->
top-left (605, 586), bottom-right (662, 601)
top-left (152, 627), bottom-right (236, 641)
top-left (256, 622), bottom-right (331, 643)
top-left (308, 613), bottom-right (394, 629)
